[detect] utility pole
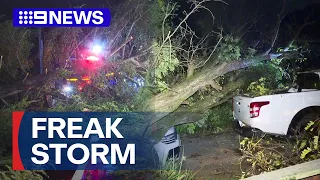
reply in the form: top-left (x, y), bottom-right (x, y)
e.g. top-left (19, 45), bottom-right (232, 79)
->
top-left (38, 28), bottom-right (44, 74)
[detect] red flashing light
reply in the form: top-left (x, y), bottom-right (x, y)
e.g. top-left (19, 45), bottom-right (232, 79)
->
top-left (78, 83), bottom-right (85, 91)
top-left (250, 101), bottom-right (270, 118)
top-left (86, 80), bottom-right (92, 84)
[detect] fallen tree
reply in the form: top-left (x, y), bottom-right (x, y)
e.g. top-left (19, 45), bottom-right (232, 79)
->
top-left (143, 54), bottom-right (281, 125)
top-left (140, 0), bottom-right (318, 137)
top-left (0, 0), bottom-right (316, 141)
top-left (147, 74), bottom-right (247, 140)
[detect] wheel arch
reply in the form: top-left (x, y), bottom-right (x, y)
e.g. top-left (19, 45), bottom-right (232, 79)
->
top-left (287, 106), bottom-right (320, 134)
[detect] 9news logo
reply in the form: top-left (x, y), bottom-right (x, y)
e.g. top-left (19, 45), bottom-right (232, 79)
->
top-left (13, 8), bottom-right (111, 27)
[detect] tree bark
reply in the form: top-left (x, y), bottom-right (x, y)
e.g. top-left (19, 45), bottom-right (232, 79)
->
top-left (187, 62), bottom-right (195, 79)
top-left (147, 77), bottom-right (246, 141)
top-left (142, 54), bottom-right (275, 124)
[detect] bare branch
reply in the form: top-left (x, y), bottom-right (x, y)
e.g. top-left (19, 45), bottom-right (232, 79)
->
top-left (208, 80), bottom-right (222, 91)
top-left (1, 98), bottom-right (9, 106)
top-left (16, 29), bottom-right (30, 74)
top-left (121, 4), bottom-right (151, 58)
top-left (285, 12), bottom-right (320, 50)
top-left (119, 52), bottom-right (148, 67)
top-left (108, 36), bottom-right (134, 59)
top-left (160, 0), bottom-right (210, 47)
top-left (195, 28), bottom-right (223, 68)
top-left (263, 0), bottom-right (287, 55)
top-left (0, 55), bottom-right (3, 70)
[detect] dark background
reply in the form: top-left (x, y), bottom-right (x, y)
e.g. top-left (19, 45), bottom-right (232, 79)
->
top-left (0, 0), bottom-right (319, 69)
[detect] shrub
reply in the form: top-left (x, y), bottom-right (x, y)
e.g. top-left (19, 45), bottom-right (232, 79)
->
top-left (0, 166), bottom-right (48, 180)
top-left (0, 99), bottom-right (32, 157)
top-left (156, 161), bottom-right (196, 180)
top-left (206, 102), bottom-right (233, 133)
top-left (156, 152), bottom-right (197, 180)
top-left (177, 102), bottom-right (233, 135)
top-left (240, 119), bottom-right (320, 178)
top-left (0, 113), bottom-right (11, 157)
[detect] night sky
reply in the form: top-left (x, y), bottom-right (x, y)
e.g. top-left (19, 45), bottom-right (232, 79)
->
top-left (1, 0), bottom-right (319, 16)
top-left (0, 0), bottom-right (119, 19)
top-left (0, 0), bottom-right (319, 68)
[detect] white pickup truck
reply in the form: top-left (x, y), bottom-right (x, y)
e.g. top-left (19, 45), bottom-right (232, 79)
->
top-left (233, 70), bottom-right (320, 137)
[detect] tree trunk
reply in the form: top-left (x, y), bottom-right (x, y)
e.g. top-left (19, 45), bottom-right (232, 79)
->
top-left (147, 77), bottom-right (246, 141)
top-left (187, 62), bottom-right (195, 79)
top-left (142, 54), bottom-right (274, 124)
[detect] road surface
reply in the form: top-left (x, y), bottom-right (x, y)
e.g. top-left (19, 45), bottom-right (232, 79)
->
top-left (181, 131), bottom-right (245, 179)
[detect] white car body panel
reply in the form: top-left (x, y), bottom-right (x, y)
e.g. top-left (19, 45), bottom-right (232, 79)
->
top-left (153, 127), bottom-right (181, 166)
top-left (233, 90), bottom-right (320, 135)
top-left (154, 134), bottom-right (181, 166)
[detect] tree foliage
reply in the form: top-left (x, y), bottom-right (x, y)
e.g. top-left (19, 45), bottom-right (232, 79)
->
top-left (0, 20), bottom-right (33, 82)
top-left (240, 119), bottom-right (320, 178)
top-left (43, 28), bottom-right (82, 70)
top-left (0, 166), bottom-right (48, 180)
top-left (0, 0), bottom-right (317, 150)
top-left (216, 35), bottom-right (241, 62)
top-left (152, 41), bottom-right (180, 91)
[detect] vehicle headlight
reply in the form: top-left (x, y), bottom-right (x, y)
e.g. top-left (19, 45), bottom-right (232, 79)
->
top-left (161, 128), bottom-right (177, 144)
top-left (92, 45), bottom-right (102, 54)
top-left (62, 85), bottom-right (73, 92)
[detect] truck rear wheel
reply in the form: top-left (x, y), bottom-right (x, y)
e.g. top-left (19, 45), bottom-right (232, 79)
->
top-left (293, 112), bottom-right (320, 136)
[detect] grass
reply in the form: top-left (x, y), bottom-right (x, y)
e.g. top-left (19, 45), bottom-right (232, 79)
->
top-left (157, 161), bottom-right (197, 180)
top-left (156, 148), bottom-right (198, 180)
top-left (106, 149), bottom-right (198, 180)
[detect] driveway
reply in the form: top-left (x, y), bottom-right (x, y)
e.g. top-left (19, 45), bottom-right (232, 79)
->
top-left (181, 131), bottom-right (245, 179)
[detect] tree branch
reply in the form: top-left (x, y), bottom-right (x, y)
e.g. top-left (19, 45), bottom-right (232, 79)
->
top-left (263, 0), bottom-right (287, 55)
top-left (16, 29), bottom-right (30, 74)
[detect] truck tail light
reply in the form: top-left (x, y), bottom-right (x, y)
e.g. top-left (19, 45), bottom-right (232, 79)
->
top-left (250, 101), bottom-right (269, 118)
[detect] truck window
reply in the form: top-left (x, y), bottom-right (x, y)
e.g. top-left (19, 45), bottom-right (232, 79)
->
top-left (297, 73), bottom-right (320, 90)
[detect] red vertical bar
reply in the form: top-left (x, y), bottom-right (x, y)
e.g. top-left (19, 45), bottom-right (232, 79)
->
top-left (12, 111), bottom-right (25, 170)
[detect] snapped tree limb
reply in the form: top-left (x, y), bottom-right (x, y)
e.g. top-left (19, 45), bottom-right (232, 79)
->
top-left (142, 54), bottom-right (281, 124)
top-left (147, 77), bottom-right (245, 141)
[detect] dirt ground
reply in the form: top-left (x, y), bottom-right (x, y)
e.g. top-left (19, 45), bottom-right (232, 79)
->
top-left (181, 131), bottom-right (246, 180)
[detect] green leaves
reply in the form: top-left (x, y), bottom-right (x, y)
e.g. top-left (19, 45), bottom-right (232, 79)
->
top-left (0, 166), bottom-right (48, 180)
top-left (247, 77), bottom-right (272, 96)
top-left (151, 41), bottom-right (180, 92)
top-left (176, 102), bottom-right (232, 135)
top-left (304, 121), bottom-right (315, 131)
top-left (153, 41), bottom-right (179, 78)
top-left (240, 118), bottom-right (320, 178)
top-left (313, 136), bottom-right (319, 150)
top-left (299, 140), bottom-right (307, 150)
top-left (0, 21), bottom-right (33, 80)
top-left (216, 35), bottom-right (241, 62)
top-left (300, 147), bottom-right (312, 159)
top-left (43, 27), bottom-right (82, 69)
